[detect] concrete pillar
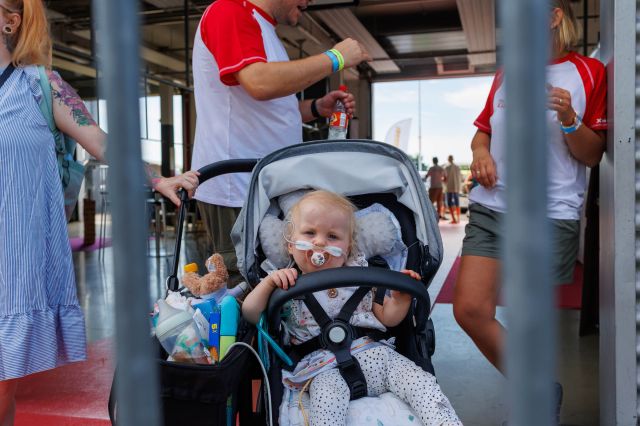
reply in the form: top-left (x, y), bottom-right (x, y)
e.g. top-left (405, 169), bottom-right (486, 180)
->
top-left (599, 0), bottom-right (638, 424)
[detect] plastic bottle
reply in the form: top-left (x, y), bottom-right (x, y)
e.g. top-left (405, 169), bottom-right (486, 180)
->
top-left (327, 84), bottom-right (349, 140)
top-left (155, 299), bottom-right (210, 364)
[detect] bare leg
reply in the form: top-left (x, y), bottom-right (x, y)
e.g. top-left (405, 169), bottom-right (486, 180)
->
top-left (0, 379), bottom-right (18, 426)
top-left (452, 255), bottom-right (503, 372)
top-left (448, 205), bottom-right (457, 223)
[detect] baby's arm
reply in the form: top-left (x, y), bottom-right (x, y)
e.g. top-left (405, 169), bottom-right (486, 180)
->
top-left (242, 268), bottom-right (298, 324)
top-left (372, 269), bottom-right (421, 327)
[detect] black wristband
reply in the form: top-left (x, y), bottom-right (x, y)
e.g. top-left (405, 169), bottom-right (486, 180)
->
top-left (310, 98), bottom-right (321, 119)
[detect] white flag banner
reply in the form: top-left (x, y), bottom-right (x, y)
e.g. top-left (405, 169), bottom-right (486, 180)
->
top-left (384, 118), bottom-right (412, 152)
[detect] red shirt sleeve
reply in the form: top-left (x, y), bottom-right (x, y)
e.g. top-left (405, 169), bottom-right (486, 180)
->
top-left (474, 70), bottom-right (502, 134)
top-left (200, 2), bottom-right (267, 86)
top-left (582, 60), bottom-right (608, 131)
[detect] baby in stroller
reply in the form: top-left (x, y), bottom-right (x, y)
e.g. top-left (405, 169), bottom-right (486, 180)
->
top-left (243, 190), bottom-right (461, 426)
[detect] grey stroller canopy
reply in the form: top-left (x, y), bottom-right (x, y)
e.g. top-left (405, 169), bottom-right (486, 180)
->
top-left (231, 139), bottom-right (443, 286)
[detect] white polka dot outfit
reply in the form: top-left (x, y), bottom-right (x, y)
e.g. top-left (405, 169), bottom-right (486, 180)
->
top-left (282, 286), bottom-right (462, 426)
top-left (308, 346), bottom-right (461, 426)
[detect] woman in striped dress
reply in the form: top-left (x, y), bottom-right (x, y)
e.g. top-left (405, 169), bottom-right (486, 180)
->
top-left (0, 1), bottom-right (199, 423)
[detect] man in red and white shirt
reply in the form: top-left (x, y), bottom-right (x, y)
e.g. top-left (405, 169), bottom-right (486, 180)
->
top-left (191, 0), bottom-right (370, 283)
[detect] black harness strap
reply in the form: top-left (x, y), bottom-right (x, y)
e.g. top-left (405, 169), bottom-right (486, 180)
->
top-left (295, 287), bottom-right (375, 400)
top-left (336, 287), bottom-right (372, 322)
top-left (284, 327), bottom-right (386, 370)
top-left (302, 293), bottom-right (333, 329)
top-left (373, 287), bottom-right (386, 305)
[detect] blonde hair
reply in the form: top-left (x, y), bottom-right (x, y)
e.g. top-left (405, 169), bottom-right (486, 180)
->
top-left (287, 190), bottom-right (357, 255)
top-left (2, 0), bottom-right (51, 67)
top-left (551, 0), bottom-right (580, 51)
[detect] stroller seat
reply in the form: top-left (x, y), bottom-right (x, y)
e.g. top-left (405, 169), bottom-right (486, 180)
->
top-left (231, 140), bottom-right (443, 426)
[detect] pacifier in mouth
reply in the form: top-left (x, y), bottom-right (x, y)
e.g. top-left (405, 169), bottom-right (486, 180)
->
top-left (311, 251), bottom-right (326, 266)
top-left (292, 240), bottom-right (343, 267)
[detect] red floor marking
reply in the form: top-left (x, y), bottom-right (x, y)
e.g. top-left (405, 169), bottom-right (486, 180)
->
top-left (15, 339), bottom-right (113, 425)
top-left (434, 258), bottom-right (583, 310)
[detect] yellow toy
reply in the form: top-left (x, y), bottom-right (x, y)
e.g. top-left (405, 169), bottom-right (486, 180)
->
top-left (182, 253), bottom-right (229, 297)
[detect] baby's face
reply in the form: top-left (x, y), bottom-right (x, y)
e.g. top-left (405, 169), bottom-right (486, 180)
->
top-left (288, 200), bottom-right (351, 274)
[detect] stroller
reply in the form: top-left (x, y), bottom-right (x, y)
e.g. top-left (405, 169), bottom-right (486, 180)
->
top-left (110, 140), bottom-right (442, 426)
top-left (231, 140), bottom-right (443, 425)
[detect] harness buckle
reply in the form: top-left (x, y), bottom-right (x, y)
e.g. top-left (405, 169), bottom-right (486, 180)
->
top-left (337, 356), bottom-right (368, 400)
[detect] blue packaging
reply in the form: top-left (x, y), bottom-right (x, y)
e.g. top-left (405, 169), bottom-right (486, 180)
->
top-left (208, 305), bottom-right (221, 362)
top-left (192, 299), bottom-right (216, 320)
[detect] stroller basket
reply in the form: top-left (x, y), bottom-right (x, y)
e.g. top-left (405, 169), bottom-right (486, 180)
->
top-left (109, 159), bottom-right (262, 426)
top-left (157, 326), bottom-right (257, 425)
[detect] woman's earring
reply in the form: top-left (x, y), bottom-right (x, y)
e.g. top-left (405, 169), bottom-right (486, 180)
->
top-left (2, 26), bottom-right (12, 34)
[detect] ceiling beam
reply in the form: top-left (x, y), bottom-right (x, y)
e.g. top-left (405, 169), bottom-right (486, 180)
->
top-left (456, 0), bottom-right (496, 66)
top-left (312, 8), bottom-right (400, 74)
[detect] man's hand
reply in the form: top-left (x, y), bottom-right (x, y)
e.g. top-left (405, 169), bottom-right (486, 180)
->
top-left (154, 170), bottom-right (200, 206)
top-left (333, 38), bottom-right (371, 68)
top-left (316, 90), bottom-right (356, 117)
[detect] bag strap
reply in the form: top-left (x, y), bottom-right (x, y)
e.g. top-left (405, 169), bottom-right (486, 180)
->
top-left (36, 66), bottom-right (66, 155)
top-left (0, 64), bottom-right (15, 89)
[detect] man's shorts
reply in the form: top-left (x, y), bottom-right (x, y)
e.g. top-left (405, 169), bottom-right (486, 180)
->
top-left (446, 192), bottom-right (460, 207)
top-left (461, 203), bottom-right (580, 284)
top-left (429, 187), bottom-right (443, 204)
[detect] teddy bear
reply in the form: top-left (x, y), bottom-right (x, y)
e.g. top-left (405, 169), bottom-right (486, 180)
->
top-left (181, 253), bottom-right (229, 297)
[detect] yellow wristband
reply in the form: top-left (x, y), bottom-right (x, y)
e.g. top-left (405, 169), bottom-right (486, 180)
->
top-left (329, 49), bottom-right (344, 71)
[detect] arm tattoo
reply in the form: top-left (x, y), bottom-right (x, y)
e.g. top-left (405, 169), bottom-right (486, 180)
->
top-left (48, 70), bottom-right (98, 127)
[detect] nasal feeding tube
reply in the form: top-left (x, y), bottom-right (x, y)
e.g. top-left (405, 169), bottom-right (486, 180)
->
top-left (283, 221), bottom-right (343, 266)
top-left (293, 240), bottom-right (343, 266)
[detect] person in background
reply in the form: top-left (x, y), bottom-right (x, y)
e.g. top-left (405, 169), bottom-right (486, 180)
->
top-left (443, 155), bottom-right (462, 224)
top-left (190, 0), bottom-right (370, 286)
top-left (0, 2), bottom-right (196, 423)
top-left (426, 157), bottom-right (445, 220)
top-left (452, 0), bottom-right (607, 422)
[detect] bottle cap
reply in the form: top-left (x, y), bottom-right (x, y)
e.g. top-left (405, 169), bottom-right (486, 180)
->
top-left (339, 84), bottom-right (348, 92)
top-left (184, 263), bottom-right (198, 273)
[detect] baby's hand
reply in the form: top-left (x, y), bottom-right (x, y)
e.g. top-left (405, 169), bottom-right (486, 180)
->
top-left (390, 269), bottom-right (421, 301)
top-left (400, 269), bottom-right (421, 281)
top-left (267, 268), bottom-right (298, 290)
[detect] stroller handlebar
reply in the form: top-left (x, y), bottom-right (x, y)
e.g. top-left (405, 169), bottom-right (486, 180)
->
top-left (197, 159), bottom-right (259, 184)
top-left (166, 159), bottom-right (259, 292)
top-left (266, 267), bottom-right (430, 324)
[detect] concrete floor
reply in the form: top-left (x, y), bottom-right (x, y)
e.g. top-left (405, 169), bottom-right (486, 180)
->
top-left (68, 213), bottom-right (598, 425)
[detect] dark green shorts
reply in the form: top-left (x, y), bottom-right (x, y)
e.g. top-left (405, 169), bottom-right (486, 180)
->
top-left (461, 203), bottom-right (580, 284)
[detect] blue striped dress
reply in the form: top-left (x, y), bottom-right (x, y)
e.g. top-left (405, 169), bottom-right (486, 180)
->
top-left (0, 65), bottom-right (86, 380)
